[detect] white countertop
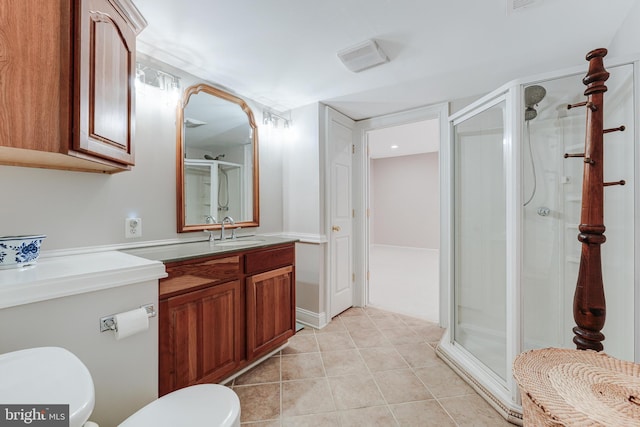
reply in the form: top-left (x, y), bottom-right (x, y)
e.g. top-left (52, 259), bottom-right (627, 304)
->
top-left (0, 251), bottom-right (167, 309)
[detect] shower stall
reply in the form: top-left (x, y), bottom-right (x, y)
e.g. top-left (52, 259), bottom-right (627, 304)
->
top-left (437, 55), bottom-right (639, 423)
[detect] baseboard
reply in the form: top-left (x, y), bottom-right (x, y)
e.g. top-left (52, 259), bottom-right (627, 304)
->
top-left (296, 307), bottom-right (327, 329)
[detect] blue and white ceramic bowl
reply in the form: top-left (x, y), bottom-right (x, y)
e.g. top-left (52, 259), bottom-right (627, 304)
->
top-left (0, 235), bottom-right (46, 269)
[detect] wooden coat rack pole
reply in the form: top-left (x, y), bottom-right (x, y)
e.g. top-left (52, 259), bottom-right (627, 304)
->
top-left (568, 48), bottom-right (625, 351)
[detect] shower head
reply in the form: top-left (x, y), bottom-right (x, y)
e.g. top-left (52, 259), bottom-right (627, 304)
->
top-left (525, 85), bottom-right (546, 106)
top-left (524, 85), bottom-right (546, 121)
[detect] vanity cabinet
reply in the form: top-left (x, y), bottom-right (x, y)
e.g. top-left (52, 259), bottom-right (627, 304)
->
top-left (245, 246), bottom-right (296, 360)
top-left (0, 0), bottom-right (146, 173)
top-left (158, 243), bottom-right (295, 396)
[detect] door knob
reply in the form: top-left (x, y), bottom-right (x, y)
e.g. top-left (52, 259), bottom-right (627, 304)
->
top-left (332, 225), bottom-right (341, 232)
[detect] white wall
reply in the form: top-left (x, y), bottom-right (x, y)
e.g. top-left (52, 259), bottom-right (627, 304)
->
top-left (0, 56), bottom-right (285, 252)
top-left (283, 102), bottom-right (325, 322)
top-left (0, 280), bottom-right (158, 427)
top-left (371, 152), bottom-right (439, 249)
top-left (608, 0), bottom-right (640, 58)
top-left (283, 103), bottom-right (321, 235)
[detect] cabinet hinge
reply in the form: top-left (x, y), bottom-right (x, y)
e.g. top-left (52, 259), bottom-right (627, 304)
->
top-left (367, 271), bottom-right (370, 280)
top-left (352, 273), bottom-right (356, 282)
top-left (352, 209), bottom-right (355, 218)
top-left (352, 144), bottom-right (355, 154)
top-left (366, 208), bottom-right (370, 218)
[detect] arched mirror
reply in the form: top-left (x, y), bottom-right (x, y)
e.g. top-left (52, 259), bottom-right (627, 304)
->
top-left (177, 84), bottom-right (259, 232)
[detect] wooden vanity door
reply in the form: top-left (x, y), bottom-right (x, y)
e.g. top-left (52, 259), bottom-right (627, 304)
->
top-left (159, 280), bottom-right (243, 396)
top-left (75, 0), bottom-right (136, 165)
top-left (245, 266), bottom-right (295, 360)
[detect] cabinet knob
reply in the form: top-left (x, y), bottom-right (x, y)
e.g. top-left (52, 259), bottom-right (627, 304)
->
top-left (332, 226), bottom-right (341, 232)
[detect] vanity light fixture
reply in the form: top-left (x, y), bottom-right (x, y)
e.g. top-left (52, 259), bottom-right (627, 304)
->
top-left (391, 145), bottom-right (399, 149)
top-left (262, 110), bottom-right (291, 129)
top-left (135, 62), bottom-right (180, 98)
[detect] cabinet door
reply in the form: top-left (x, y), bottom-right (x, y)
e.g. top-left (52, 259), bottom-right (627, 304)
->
top-left (246, 266), bottom-right (295, 360)
top-left (159, 280), bottom-right (242, 396)
top-left (75, 0), bottom-right (136, 165)
top-left (200, 280), bottom-right (244, 383)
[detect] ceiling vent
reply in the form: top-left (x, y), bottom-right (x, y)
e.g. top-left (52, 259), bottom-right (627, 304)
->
top-left (507, 0), bottom-right (538, 14)
top-left (337, 39), bottom-right (388, 73)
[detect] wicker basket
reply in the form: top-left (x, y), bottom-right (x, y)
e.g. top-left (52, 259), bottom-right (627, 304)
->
top-left (513, 348), bottom-right (640, 426)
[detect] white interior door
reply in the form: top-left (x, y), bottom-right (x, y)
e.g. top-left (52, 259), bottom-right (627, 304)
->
top-left (327, 107), bottom-right (354, 318)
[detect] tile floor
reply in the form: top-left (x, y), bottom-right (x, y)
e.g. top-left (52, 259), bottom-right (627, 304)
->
top-left (229, 306), bottom-right (512, 426)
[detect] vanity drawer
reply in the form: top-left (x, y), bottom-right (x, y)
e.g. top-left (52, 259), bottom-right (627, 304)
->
top-left (161, 256), bottom-right (240, 298)
top-left (244, 245), bottom-right (294, 275)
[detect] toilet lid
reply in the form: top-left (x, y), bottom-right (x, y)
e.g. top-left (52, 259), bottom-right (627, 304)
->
top-left (118, 384), bottom-right (240, 427)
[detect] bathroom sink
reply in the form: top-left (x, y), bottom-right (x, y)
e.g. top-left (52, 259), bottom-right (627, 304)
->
top-left (216, 239), bottom-right (265, 247)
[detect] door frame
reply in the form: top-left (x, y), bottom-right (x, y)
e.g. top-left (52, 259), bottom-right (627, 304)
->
top-left (353, 102), bottom-right (449, 326)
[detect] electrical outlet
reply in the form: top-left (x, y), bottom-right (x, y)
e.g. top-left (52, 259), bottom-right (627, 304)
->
top-left (125, 218), bottom-right (142, 238)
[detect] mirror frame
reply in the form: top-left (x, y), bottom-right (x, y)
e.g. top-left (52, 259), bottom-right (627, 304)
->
top-left (176, 83), bottom-right (260, 233)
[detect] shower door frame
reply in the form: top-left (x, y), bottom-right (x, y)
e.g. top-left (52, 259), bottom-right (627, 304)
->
top-left (438, 55), bottom-right (640, 424)
top-left (438, 89), bottom-right (522, 422)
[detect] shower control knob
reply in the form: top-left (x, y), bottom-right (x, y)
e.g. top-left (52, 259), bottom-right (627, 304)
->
top-left (537, 207), bottom-right (551, 217)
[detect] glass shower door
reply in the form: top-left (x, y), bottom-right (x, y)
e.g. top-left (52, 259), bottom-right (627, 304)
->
top-left (453, 97), bottom-right (508, 381)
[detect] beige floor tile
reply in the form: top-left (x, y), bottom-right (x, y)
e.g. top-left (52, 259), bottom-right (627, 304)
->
top-left (281, 378), bottom-right (335, 417)
top-left (390, 400), bottom-right (456, 427)
top-left (349, 328), bottom-right (392, 349)
top-left (395, 342), bottom-right (441, 368)
top-left (281, 412), bottom-right (340, 426)
top-left (233, 383), bottom-right (280, 423)
top-left (411, 324), bottom-right (446, 342)
top-left (328, 374), bottom-right (385, 410)
top-left (240, 420), bottom-right (280, 427)
top-left (282, 334), bottom-right (319, 355)
top-left (281, 353), bottom-right (325, 380)
top-left (341, 315), bottom-right (378, 331)
top-left (359, 347), bottom-right (409, 372)
top-left (381, 327), bottom-right (423, 346)
top-left (235, 356), bottom-right (280, 385)
top-left (395, 313), bottom-right (435, 328)
top-left (363, 306), bottom-right (392, 317)
top-left (373, 369), bottom-right (433, 404)
top-left (338, 406), bottom-right (398, 426)
top-left (438, 394), bottom-right (512, 426)
top-left (316, 331), bottom-right (356, 352)
top-left (370, 315), bottom-right (407, 330)
top-left (321, 349), bottom-right (369, 377)
top-left (294, 326), bottom-right (316, 335)
top-left (338, 307), bottom-right (366, 317)
top-left (414, 364), bottom-right (475, 398)
top-left (315, 316), bottom-right (347, 334)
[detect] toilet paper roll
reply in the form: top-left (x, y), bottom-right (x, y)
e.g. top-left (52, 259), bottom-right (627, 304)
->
top-left (114, 307), bottom-right (149, 340)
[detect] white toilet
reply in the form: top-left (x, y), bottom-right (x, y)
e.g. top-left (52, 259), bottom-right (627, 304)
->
top-left (0, 347), bottom-right (241, 427)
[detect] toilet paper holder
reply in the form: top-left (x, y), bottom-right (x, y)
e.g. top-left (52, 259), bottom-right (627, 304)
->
top-left (100, 304), bottom-right (156, 333)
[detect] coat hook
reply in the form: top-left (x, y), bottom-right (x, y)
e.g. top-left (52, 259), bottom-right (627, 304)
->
top-left (603, 125), bottom-right (625, 134)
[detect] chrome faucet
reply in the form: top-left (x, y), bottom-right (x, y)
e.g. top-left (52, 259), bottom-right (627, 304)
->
top-left (204, 216), bottom-right (217, 242)
top-left (221, 216), bottom-right (235, 240)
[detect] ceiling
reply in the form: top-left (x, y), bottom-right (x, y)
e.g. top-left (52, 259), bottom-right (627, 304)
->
top-left (133, 0), bottom-right (636, 121)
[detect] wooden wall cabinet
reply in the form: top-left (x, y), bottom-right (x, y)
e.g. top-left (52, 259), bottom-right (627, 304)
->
top-left (159, 243), bottom-right (296, 396)
top-left (0, 0), bottom-right (146, 173)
